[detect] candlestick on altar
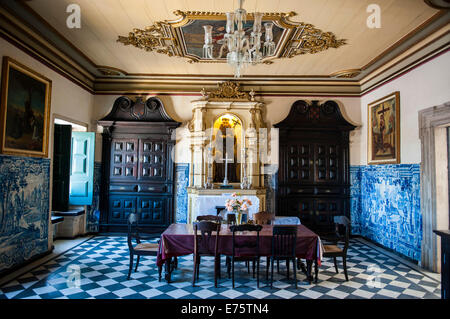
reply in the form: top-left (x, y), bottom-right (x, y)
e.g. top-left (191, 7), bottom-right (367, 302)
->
top-left (204, 147), bottom-right (213, 189)
top-left (240, 147), bottom-right (250, 189)
top-left (223, 151), bottom-right (229, 185)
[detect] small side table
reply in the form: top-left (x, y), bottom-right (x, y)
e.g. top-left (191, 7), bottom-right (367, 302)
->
top-left (434, 230), bottom-right (450, 299)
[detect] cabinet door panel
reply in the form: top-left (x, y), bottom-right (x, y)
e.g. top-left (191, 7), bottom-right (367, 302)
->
top-left (286, 143), bottom-right (314, 183)
top-left (108, 195), bottom-right (137, 224)
top-left (110, 138), bottom-right (138, 181)
top-left (137, 197), bottom-right (167, 225)
top-left (313, 199), bottom-right (341, 234)
top-left (138, 139), bottom-right (167, 181)
top-left (314, 143), bottom-right (340, 184)
top-left (286, 198), bottom-right (314, 228)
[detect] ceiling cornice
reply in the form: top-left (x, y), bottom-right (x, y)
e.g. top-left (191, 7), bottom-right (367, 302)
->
top-left (359, 10), bottom-right (448, 71)
top-left (0, 8), bottom-right (94, 94)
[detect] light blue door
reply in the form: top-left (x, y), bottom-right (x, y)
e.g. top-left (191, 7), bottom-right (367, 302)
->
top-left (69, 132), bottom-right (95, 205)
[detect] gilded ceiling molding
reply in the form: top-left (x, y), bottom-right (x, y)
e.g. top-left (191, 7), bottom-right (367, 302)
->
top-left (281, 27), bottom-right (347, 58)
top-left (97, 66), bottom-right (127, 77)
top-left (117, 10), bottom-right (346, 64)
top-left (201, 81), bottom-right (253, 101)
top-left (330, 69), bottom-right (362, 79)
top-left (117, 22), bottom-right (180, 57)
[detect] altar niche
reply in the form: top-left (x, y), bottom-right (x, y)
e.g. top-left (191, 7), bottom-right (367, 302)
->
top-left (212, 114), bottom-right (241, 184)
top-left (186, 84), bottom-right (267, 223)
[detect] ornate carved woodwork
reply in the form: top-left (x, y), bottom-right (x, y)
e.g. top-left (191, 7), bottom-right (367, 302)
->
top-left (330, 69), bottom-right (362, 79)
top-left (98, 96), bottom-right (180, 233)
top-left (274, 100), bottom-right (356, 236)
top-left (207, 81), bottom-right (250, 100)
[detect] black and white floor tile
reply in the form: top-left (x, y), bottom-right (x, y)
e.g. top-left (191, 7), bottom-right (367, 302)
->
top-left (0, 236), bottom-right (441, 299)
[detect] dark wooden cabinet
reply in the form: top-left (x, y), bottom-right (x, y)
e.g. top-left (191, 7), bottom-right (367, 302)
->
top-left (274, 100), bottom-right (356, 236)
top-left (98, 96), bottom-right (180, 234)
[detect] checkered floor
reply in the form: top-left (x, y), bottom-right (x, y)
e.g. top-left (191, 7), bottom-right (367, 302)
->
top-left (0, 236), bottom-right (441, 299)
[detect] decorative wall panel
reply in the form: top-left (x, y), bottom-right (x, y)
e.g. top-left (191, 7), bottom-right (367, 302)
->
top-left (86, 162), bottom-right (102, 233)
top-left (175, 164), bottom-right (189, 224)
top-left (264, 164), bottom-right (278, 214)
top-left (0, 155), bottom-right (50, 273)
top-left (350, 166), bottom-right (362, 234)
top-left (350, 164), bottom-right (422, 261)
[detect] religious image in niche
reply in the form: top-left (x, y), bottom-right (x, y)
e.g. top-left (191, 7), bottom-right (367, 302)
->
top-left (213, 115), bottom-right (241, 183)
top-left (368, 91), bottom-right (400, 165)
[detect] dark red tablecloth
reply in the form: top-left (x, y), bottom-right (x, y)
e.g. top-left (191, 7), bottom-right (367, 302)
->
top-left (156, 223), bottom-right (320, 267)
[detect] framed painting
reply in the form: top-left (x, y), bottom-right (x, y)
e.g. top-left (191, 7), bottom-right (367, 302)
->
top-left (367, 91), bottom-right (400, 165)
top-left (179, 18), bottom-right (284, 60)
top-left (0, 57), bottom-right (52, 158)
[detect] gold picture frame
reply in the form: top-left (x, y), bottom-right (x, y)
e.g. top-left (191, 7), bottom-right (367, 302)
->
top-left (0, 56), bottom-right (52, 158)
top-left (367, 91), bottom-right (400, 165)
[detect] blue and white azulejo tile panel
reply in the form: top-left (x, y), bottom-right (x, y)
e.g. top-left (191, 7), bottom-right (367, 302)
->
top-left (86, 162), bottom-right (102, 233)
top-left (264, 164), bottom-right (278, 215)
top-left (175, 164), bottom-right (189, 224)
top-left (0, 155), bottom-right (50, 273)
top-left (350, 166), bottom-right (362, 234)
top-left (350, 164), bottom-right (421, 262)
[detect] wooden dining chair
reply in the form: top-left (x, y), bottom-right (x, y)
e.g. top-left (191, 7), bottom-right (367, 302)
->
top-left (226, 224), bottom-right (263, 288)
top-left (254, 211), bottom-right (283, 274)
top-left (269, 225), bottom-right (298, 289)
top-left (197, 214), bottom-right (223, 223)
top-left (254, 211), bottom-right (275, 225)
top-left (226, 213), bottom-right (236, 225)
top-left (320, 215), bottom-right (350, 281)
top-left (193, 220), bottom-right (221, 287)
top-left (127, 213), bottom-right (162, 280)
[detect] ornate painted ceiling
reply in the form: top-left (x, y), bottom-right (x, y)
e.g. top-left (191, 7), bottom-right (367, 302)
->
top-left (116, 10), bottom-right (346, 64)
top-left (0, 0), bottom-right (448, 94)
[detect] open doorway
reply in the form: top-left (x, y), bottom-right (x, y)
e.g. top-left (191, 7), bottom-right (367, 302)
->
top-left (52, 116), bottom-right (95, 239)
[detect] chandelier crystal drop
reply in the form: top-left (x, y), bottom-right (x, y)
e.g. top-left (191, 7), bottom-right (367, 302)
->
top-left (202, 0), bottom-right (276, 78)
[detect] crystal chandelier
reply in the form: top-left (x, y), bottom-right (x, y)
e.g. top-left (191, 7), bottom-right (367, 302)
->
top-left (202, 0), bottom-right (276, 78)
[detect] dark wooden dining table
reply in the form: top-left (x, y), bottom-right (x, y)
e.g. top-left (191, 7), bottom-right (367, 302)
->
top-left (156, 223), bottom-right (322, 283)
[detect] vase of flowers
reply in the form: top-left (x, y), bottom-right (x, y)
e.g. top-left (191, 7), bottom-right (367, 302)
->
top-left (225, 192), bottom-right (252, 225)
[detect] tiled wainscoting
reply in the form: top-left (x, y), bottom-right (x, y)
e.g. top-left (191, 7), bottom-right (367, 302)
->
top-left (175, 164), bottom-right (189, 224)
top-left (350, 164), bottom-right (422, 262)
top-left (86, 162), bottom-right (102, 233)
top-left (0, 155), bottom-right (51, 274)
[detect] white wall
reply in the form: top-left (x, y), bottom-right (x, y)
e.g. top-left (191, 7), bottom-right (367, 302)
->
top-left (0, 38), bottom-right (95, 158)
top-left (360, 51), bottom-right (450, 165)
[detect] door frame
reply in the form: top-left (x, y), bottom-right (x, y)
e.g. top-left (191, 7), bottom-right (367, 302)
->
top-left (419, 102), bottom-right (450, 272)
top-left (50, 114), bottom-right (89, 209)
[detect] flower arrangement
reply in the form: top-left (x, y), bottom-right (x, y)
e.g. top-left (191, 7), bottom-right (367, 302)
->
top-left (225, 192), bottom-right (252, 224)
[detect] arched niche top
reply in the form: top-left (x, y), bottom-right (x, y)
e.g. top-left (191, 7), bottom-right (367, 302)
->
top-left (99, 96), bottom-right (178, 123)
top-left (274, 100), bottom-right (356, 131)
top-left (212, 113), bottom-right (243, 138)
